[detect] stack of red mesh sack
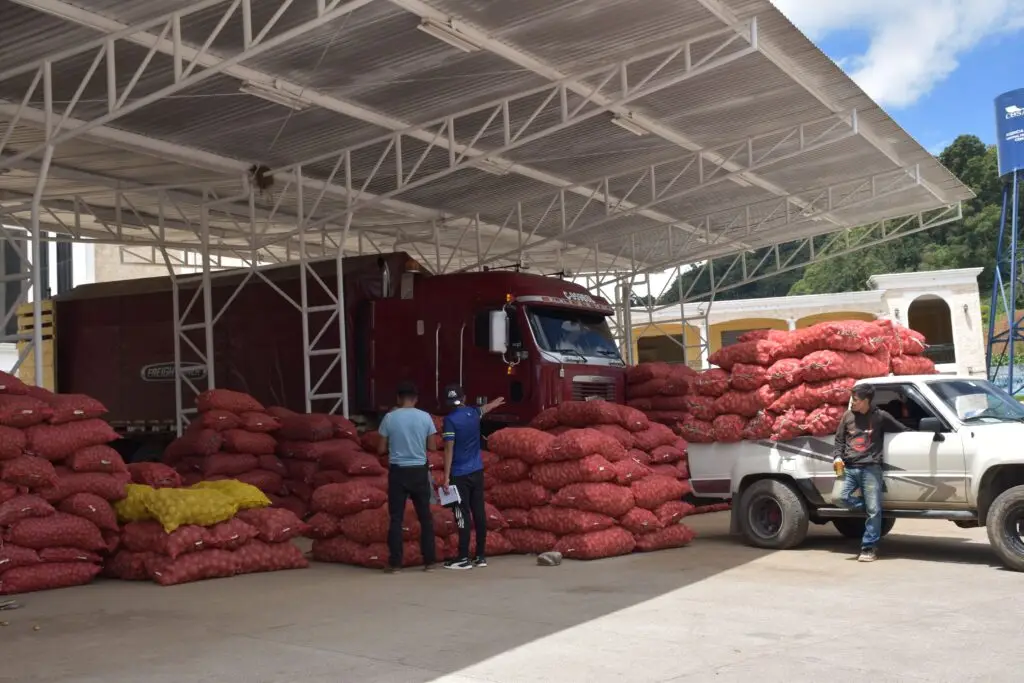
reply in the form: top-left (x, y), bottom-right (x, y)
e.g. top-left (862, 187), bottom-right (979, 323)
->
top-left (673, 319), bottom-right (936, 444)
top-left (624, 362), bottom-right (696, 427)
top-left (0, 372), bottom-right (126, 594)
top-left (104, 480), bottom-right (308, 585)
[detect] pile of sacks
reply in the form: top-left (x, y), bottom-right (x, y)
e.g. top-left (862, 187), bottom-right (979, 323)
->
top-left (626, 319), bottom-right (936, 445)
top-left (105, 479), bottom-right (307, 585)
top-left (0, 373), bottom-right (126, 594)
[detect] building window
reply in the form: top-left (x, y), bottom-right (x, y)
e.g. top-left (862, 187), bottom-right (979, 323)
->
top-left (720, 329), bottom-right (765, 348)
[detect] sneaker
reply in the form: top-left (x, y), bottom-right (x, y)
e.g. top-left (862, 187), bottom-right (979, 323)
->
top-left (445, 558), bottom-right (473, 571)
top-left (857, 548), bottom-right (877, 563)
top-left (473, 556), bottom-right (488, 568)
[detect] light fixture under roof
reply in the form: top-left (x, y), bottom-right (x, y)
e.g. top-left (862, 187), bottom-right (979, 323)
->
top-left (610, 113), bottom-right (650, 136)
top-left (472, 158), bottom-right (512, 176)
top-left (239, 80), bottom-right (312, 111)
top-left (417, 17), bottom-right (481, 53)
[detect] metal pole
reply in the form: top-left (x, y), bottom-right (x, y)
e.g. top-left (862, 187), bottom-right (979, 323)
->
top-left (200, 192), bottom-right (215, 389)
top-left (1010, 171), bottom-right (1021, 393)
top-left (30, 145), bottom-right (54, 387)
top-left (336, 213), bottom-right (351, 417)
top-left (987, 184), bottom-right (1010, 379)
top-left (296, 168), bottom-right (312, 413)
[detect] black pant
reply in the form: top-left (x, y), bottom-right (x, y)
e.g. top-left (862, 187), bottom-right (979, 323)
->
top-left (387, 465), bottom-right (436, 568)
top-left (452, 469), bottom-right (487, 560)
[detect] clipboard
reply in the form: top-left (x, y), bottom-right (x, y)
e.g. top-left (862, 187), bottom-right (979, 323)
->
top-left (437, 484), bottom-right (462, 507)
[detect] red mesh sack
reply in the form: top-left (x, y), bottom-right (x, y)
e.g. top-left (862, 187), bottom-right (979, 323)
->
top-left (0, 371), bottom-right (29, 395)
top-left (632, 423), bottom-right (677, 451)
top-left (340, 505), bottom-right (419, 544)
top-left (0, 562), bottom-right (101, 595)
top-left (800, 350), bottom-right (889, 382)
top-left (196, 389), bottom-right (263, 414)
top-left (806, 405), bottom-right (846, 437)
top-left (544, 429), bottom-right (625, 462)
top-left (616, 405), bottom-right (651, 432)
top-left (194, 409), bottom-right (241, 432)
top-left (0, 426), bottom-right (26, 461)
top-left (738, 330), bottom-right (771, 342)
top-left (610, 458), bottom-right (654, 485)
top-left (556, 400), bottom-right (622, 428)
top-left (527, 507), bottom-right (615, 535)
top-left (489, 481), bottom-right (550, 509)
top-left (708, 340), bottom-right (776, 371)
top-left (325, 414), bottom-right (358, 441)
top-left (712, 415), bottom-right (745, 443)
top-left (626, 398), bottom-right (653, 411)
top-left (644, 397), bottom-right (684, 413)
top-left (257, 454), bottom-right (288, 478)
top-left (772, 409), bottom-right (809, 441)
top-left (271, 494), bottom-right (308, 519)
top-left (0, 395), bottom-right (52, 428)
top-left (694, 368), bottom-right (730, 397)
top-left (39, 472), bottom-right (128, 503)
top-left (501, 508), bottom-right (530, 529)
top-left (730, 363), bottom-right (768, 391)
top-left (627, 379), bottom-right (665, 398)
top-left (714, 390), bottom-right (764, 418)
top-left (634, 523), bottom-right (696, 551)
top-left (283, 459), bottom-right (319, 483)
top-left (430, 505), bottom-right (455, 537)
top-left (486, 428), bottom-right (555, 465)
top-left (529, 407), bottom-right (560, 430)
top-left (757, 384), bottom-right (782, 410)
top-left (25, 420), bottom-right (119, 461)
top-left (0, 544), bottom-right (40, 572)
top-left (38, 547), bottom-right (102, 563)
top-left (1, 455), bottom-right (57, 488)
top-left (625, 448), bottom-right (652, 465)
top-left (279, 439), bottom-right (354, 463)
top-left (741, 411), bottom-right (775, 441)
top-left (146, 549), bottom-right (238, 586)
top-left (311, 482), bottom-right (387, 517)
top-left (648, 445), bottom-right (683, 465)
top-left (340, 453), bottom-right (386, 477)
top-left (42, 394), bottom-right (108, 425)
top-left (202, 453), bottom-right (258, 477)
top-left (0, 494), bottom-right (54, 526)
top-left (766, 358), bottom-right (804, 390)
top-left (676, 459), bottom-right (690, 479)
top-left (892, 355), bottom-right (937, 375)
top-left (896, 326), bottom-right (927, 355)
top-left (360, 431), bottom-right (382, 454)
top-left (655, 500), bottom-right (696, 526)
top-left (266, 406), bottom-right (297, 419)
top-left (356, 473), bottom-right (389, 493)
top-left (551, 482), bottom-right (634, 517)
top-left (310, 536), bottom-right (363, 564)
top-left (682, 395), bottom-right (715, 421)
top-left (128, 462), bottom-right (182, 489)
top-left (631, 475), bottom-right (690, 510)
top-left (678, 418), bottom-right (715, 443)
top-left (554, 526), bottom-right (636, 560)
top-left (122, 521), bottom-right (208, 559)
top-left (204, 518), bottom-right (260, 551)
top-left (530, 455), bottom-right (615, 490)
top-left (66, 445), bottom-right (126, 474)
top-left (648, 464), bottom-right (683, 480)
top-left (277, 414), bottom-right (334, 442)
top-left (504, 528), bottom-right (557, 554)
top-left (771, 378), bottom-right (856, 412)
top-left (645, 410), bottom-right (687, 426)
top-left (591, 425), bottom-right (634, 451)
top-left (233, 539), bottom-right (308, 574)
top-left (222, 430), bottom-right (276, 456)
top-left (104, 550), bottom-right (157, 580)
top-left (311, 470), bottom-right (349, 489)
top-left (0, 482), bottom-right (19, 504)
top-left (619, 507), bottom-right (664, 535)
top-left (163, 429), bottom-right (222, 462)
top-left (626, 362), bottom-right (672, 385)
top-left (481, 450), bottom-right (499, 470)
top-left (7, 512), bottom-right (104, 551)
top-left (491, 458), bottom-right (530, 483)
top-left (482, 503), bottom-right (508, 530)
top-left (305, 511), bottom-right (343, 540)
top-left (58, 492), bottom-right (117, 532)
top-left (239, 412), bottom-right (282, 433)
top-left (235, 469), bottom-right (285, 496)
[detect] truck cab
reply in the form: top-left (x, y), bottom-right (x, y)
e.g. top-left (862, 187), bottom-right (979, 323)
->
top-left (688, 375), bottom-right (1024, 571)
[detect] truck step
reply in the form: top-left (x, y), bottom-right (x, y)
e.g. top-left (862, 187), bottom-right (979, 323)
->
top-left (816, 507), bottom-right (977, 521)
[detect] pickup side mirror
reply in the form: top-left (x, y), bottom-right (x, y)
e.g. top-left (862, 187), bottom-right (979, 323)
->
top-left (488, 310), bottom-right (508, 354)
top-left (919, 417), bottom-right (944, 442)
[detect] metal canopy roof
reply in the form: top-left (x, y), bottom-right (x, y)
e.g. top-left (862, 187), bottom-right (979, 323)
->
top-left (0, 0), bottom-right (973, 275)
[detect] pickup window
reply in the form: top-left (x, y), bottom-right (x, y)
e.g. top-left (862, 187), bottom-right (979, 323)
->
top-left (926, 378), bottom-right (1024, 424)
top-left (869, 383), bottom-right (949, 432)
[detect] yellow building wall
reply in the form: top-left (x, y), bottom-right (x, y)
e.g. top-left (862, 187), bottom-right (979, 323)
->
top-left (796, 311), bottom-right (876, 327)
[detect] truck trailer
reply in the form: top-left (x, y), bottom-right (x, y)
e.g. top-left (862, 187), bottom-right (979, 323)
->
top-left (25, 252), bottom-right (625, 456)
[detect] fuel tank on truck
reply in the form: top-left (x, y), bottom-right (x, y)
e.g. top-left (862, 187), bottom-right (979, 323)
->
top-left (51, 253), bottom-right (416, 427)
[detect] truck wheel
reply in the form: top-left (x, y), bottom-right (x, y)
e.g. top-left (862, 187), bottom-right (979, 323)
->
top-left (738, 479), bottom-right (809, 550)
top-left (832, 517), bottom-right (896, 540)
top-left (985, 485), bottom-right (1024, 572)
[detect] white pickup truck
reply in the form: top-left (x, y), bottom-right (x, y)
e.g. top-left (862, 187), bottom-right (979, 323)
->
top-left (688, 375), bottom-right (1024, 571)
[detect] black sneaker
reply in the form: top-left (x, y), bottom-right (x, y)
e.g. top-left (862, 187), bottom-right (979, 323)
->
top-left (445, 558), bottom-right (473, 571)
top-left (473, 556), bottom-right (487, 568)
top-left (857, 547), bottom-right (877, 563)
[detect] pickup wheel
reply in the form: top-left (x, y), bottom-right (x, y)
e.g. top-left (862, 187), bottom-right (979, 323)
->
top-left (832, 517), bottom-right (896, 540)
top-left (738, 479), bottom-right (809, 550)
top-left (985, 485), bottom-right (1024, 572)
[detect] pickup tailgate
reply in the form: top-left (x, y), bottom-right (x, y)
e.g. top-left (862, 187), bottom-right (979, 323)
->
top-left (687, 442), bottom-right (746, 499)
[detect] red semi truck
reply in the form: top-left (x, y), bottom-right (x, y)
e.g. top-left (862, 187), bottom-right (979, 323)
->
top-left (37, 252), bottom-right (625, 456)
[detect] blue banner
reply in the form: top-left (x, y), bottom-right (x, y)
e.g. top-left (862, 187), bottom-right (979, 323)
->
top-left (996, 89), bottom-right (1024, 178)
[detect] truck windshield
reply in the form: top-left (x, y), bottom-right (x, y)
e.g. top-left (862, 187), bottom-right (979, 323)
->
top-left (926, 379), bottom-right (1024, 423)
top-left (527, 306), bottom-right (621, 360)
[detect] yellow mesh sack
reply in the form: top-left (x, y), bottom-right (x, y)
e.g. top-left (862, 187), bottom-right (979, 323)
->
top-left (191, 480), bottom-right (271, 510)
top-left (114, 483), bottom-right (156, 523)
top-left (143, 487), bottom-right (239, 533)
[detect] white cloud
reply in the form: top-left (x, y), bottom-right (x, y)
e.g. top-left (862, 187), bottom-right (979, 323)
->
top-left (771, 0), bottom-right (1024, 108)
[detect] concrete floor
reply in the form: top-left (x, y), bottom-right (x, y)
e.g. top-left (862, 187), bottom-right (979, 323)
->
top-left (0, 513), bottom-right (1021, 683)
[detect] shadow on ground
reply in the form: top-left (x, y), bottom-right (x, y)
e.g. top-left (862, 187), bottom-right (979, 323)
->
top-left (800, 527), bottom-right (1001, 568)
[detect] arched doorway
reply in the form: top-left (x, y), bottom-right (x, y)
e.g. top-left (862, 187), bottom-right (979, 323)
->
top-left (907, 296), bottom-right (955, 364)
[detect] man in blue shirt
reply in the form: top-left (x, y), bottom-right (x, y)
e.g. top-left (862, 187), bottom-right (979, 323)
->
top-left (377, 381), bottom-right (437, 573)
top-left (440, 384), bottom-right (504, 570)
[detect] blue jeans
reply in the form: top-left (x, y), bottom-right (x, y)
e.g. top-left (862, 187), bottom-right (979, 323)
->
top-left (836, 464), bottom-right (884, 549)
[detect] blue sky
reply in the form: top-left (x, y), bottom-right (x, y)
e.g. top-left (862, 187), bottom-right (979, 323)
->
top-left (772, 0), bottom-right (1024, 155)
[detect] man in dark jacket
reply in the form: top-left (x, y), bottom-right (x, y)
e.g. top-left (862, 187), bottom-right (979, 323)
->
top-left (832, 383), bottom-right (910, 562)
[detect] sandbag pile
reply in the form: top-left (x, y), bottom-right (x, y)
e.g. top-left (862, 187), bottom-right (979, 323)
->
top-left (0, 373), bottom-right (125, 594)
top-left (105, 479), bottom-right (308, 585)
top-left (636, 319), bottom-right (936, 445)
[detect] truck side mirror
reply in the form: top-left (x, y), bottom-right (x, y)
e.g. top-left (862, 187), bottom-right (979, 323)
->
top-left (488, 310), bottom-right (508, 354)
top-left (919, 417), bottom-right (944, 442)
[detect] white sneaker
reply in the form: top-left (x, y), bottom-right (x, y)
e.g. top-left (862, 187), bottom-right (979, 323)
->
top-left (445, 558), bottom-right (473, 570)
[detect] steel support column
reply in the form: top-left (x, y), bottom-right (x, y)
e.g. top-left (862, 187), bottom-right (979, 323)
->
top-left (987, 170), bottom-right (1024, 394)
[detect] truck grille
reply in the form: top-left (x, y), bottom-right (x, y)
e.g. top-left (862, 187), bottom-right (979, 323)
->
top-left (571, 376), bottom-right (616, 402)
